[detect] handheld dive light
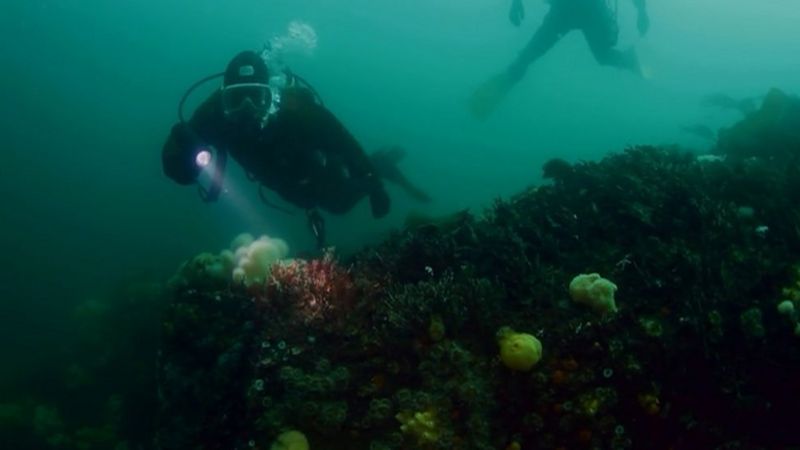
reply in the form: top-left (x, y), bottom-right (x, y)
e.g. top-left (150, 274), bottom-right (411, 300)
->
top-left (195, 149), bottom-right (212, 168)
top-left (191, 143), bottom-right (227, 202)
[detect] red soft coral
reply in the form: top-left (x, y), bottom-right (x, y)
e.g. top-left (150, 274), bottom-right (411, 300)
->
top-left (264, 250), bottom-right (356, 324)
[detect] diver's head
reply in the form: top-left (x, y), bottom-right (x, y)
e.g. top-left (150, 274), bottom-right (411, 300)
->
top-left (222, 51), bottom-right (272, 124)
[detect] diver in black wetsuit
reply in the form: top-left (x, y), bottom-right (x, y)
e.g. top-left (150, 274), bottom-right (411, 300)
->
top-left (471, 0), bottom-right (650, 119)
top-left (162, 51), bottom-right (429, 247)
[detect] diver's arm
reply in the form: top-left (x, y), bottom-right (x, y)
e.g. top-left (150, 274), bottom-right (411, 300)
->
top-left (632, 0), bottom-right (650, 36)
top-left (284, 87), bottom-right (378, 181)
top-left (509, 0), bottom-right (525, 27)
top-left (161, 92), bottom-right (225, 185)
top-left (318, 106), bottom-right (379, 181)
top-left (162, 123), bottom-right (202, 185)
top-left (279, 85), bottom-right (390, 217)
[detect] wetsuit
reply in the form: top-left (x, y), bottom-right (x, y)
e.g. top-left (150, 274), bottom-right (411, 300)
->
top-left (162, 85), bottom-right (388, 216)
top-left (508, 0), bottom-right (645, 82)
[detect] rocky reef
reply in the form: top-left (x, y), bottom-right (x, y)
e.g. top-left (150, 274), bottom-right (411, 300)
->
top-left (155, 91), bottom-right (800, 450)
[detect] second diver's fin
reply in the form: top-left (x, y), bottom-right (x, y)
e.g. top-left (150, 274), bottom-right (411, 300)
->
top-left (469, 73), bottom-right (515, 120)
top-left (370, 147), bottom-right (432, 203)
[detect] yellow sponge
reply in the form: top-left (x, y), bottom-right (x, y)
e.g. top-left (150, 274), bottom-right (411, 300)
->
top-left (569, 273), bottom-right (618, 314)
top-left (497, 327), bottom-right (543, 371)
top-left (270, 430), bottom-right (309, 450)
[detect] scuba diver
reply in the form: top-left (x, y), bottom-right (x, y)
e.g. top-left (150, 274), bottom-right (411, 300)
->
top-left (162, 50), bottom-right (430, 248)
top-left (470, 0), bottom-right (650, 119)
top-left (716, 88), bottom-right (800, 162)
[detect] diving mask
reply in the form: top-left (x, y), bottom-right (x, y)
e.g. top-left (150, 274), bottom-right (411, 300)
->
top-left (221, 82), bottom-right (273, 121)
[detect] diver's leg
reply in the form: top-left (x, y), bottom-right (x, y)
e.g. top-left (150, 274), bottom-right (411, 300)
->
top-left (585, 40), bottom-right (641, 74)
top-left (369, 148), bottom-right (431, 203)
top-left (469, 9), bottom-right (567, 119)
top-left (582, 4), bottom-right (641, 74)
top-left (506, 9), bottom-right (567, 83)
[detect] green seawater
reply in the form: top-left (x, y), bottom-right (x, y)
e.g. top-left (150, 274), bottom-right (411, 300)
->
top-left (1, 1), bottom-right (799, 448)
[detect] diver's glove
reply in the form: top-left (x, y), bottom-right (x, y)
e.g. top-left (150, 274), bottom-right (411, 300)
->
top-left (163, 122), bottom-right (203, 184)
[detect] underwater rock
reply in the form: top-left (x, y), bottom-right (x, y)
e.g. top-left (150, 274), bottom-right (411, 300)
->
top-left (157, 144), bottom-right (800, 449)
